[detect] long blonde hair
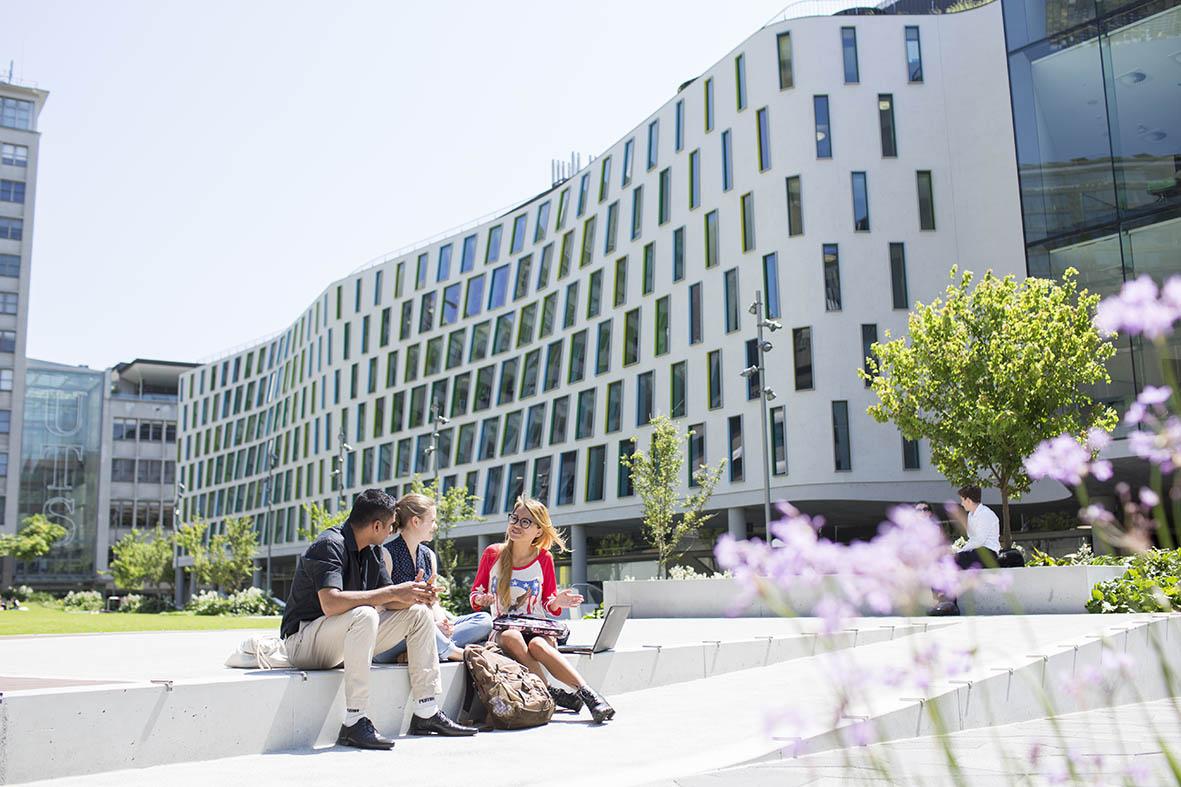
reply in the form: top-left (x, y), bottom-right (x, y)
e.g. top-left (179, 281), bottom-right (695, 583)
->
top-left (495, 496), bottom-right (567, 611)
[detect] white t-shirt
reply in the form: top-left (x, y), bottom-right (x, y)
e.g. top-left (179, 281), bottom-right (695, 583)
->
top-left (962, 504), bottom-right (1001, 553)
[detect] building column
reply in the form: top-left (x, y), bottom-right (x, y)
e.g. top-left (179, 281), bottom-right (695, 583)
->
top-left (477, 534), bottom-right (493, 555)
top-left (727, 507), bottom-right (747, 541)
top-left (569, 524), bottom-right (587, 595)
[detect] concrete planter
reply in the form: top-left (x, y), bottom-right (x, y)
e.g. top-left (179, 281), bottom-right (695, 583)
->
top-left (604, 565), bottom-right (1130, 618)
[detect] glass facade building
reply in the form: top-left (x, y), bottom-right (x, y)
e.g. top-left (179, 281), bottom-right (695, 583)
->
top-left (16, 365), bottom-right (104, 582)
top-left (1004, 0), bottom-right (1181, 413)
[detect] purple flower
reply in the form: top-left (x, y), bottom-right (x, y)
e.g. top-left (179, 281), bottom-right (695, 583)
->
top-left (1025, 433), bottom-right (1110, 486)
top-left (1128, 415), bottom-right (1181, 472)
top-left (1140, 487), bottom-right (1160, 508)
top-left (1125, 385), bottom-right (1172, 425)
top-left (1094, 275), bottom-right (1181, 339)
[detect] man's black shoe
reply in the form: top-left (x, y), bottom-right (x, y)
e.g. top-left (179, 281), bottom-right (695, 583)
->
top-left (576, 686), bottom-right (615, 723)
top-left (336, 717), bottom-right (395, 750)
top-left (928, 599), bottom-right (961, 617)
top-left (407, 710), bottom-right (478, 736)
top-left (549, 686), bottom-right (584, 713)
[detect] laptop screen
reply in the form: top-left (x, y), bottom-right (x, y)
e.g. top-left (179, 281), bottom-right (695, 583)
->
top-left (592, 605), bottom-right (631, 652)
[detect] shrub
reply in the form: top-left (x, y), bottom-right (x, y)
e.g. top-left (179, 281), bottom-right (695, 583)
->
top-left (117, 594), bottom-right (174, 613)
top-left (1, 584), bottom-right (33, 602)
top-left (186, 587), bottom-right (279, 616)
top-left (1086, 549), bottom-right (1181, 613)
top-left (665, 564), bottom-right (731, 581)
top-left (62, 590), bottom-right (104, 612)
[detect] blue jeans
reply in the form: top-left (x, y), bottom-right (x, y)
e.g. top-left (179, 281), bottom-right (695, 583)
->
top-left (374, 611), bottom-right (492, 663)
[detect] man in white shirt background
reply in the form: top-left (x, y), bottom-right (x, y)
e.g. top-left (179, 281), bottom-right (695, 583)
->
top-left (955, 485), bottom-right (1001, 569)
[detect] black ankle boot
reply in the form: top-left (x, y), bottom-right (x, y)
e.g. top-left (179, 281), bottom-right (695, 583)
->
top-left (549, 686), bottom-right (584, 712)
top-left (576, 685), bottom-right (615, 723)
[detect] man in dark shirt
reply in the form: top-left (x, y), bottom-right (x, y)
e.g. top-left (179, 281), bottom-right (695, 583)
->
top-left (281, 489), bottom-right (477, 749)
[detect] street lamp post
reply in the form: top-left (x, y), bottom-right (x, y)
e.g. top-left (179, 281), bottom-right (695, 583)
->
top-left (172, 481), bottom-right (185, 610)
top-left (264, 445), bottom-right (277, 595)
top-left (739, 290), bottom-right (782, 543)
top-left (332, 428), bottom-right (354, 511)
top-left (423, 402), bottom-right (451, 504)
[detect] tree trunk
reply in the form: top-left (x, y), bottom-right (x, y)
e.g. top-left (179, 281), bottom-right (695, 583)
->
top-left (1000, 487), bottom-right (1012, 549)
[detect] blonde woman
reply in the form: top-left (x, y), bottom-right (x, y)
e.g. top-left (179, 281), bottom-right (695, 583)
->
top-left (374, 493), bottom-right (493, 664)
top-left (469, 496), bottom-right (615, 723)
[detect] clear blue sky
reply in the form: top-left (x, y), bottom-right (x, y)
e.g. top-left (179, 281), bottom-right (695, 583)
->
top-left (2, 0), bottom-right (790, 369)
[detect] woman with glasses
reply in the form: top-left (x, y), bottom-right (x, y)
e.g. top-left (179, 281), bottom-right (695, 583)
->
top-left (469, 496), bottom-right (615, 723)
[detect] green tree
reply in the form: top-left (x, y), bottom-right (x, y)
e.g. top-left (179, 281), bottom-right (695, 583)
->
top-left (620, 414), bottom-right (725, 577)
top-left (175, 516), bottom-right (259, 592)
top-left (862, 267), bottom-right (1118, 546)
top-left (0, 514), bottom-right (67, 560)
top-left (109, 527), bottom-right (175, 592)
top-left (298, 502), bottom-right (347, 542)
top-left (407, 476), bottom-right (481, 582)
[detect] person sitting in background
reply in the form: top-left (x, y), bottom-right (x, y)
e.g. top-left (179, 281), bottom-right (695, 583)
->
top-left (374, 492), bottom-right (493, 663)
top-left (955, 485), bottom-right (1001, 569)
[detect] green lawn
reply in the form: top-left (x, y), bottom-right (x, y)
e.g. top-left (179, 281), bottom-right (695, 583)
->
top-left (0, 604), bottom-right (279, 636)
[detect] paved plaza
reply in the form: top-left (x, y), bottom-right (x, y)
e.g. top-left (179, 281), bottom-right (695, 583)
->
top-left (2, 614), bottom-right (1178, 785)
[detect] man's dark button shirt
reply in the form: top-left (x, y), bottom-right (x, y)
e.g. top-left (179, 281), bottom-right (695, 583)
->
top-left (280, 524), bottom-right (392, 639)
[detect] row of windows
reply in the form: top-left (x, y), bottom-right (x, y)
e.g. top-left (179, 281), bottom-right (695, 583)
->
top-left (109, 500), bottom-right (176, 530)
top-left (1, 144), bottom-right (27, 167)
top-left (0, 217), bottom-right (22, 241)
top-left (111, 458), bottom-right (178, 484)
top-left (113, 418), bottom-right (178, 443)
top-left (181, 406), bottom-right (923, 527)
top-left (184, 236), bottom-right (916, 462)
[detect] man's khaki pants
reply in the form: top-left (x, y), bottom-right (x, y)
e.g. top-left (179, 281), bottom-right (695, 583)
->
top-left (285, 604), bottom-right (441, 717)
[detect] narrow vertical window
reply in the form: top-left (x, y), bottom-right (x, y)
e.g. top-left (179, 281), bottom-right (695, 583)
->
top-left (814, 96), bottom-right (832, 159)
top-left (581, 216), bottom-right (597, 268)
top-left (786, 176), bottom-right (803, 236)
top-left (555, 190), bottom-right (570, 231)
top-left (745, 339), bottom-right (761, 400)
top-left (655, 295), bottom-right (670, 356)
top-left (614, 256), bottom-right (628, 307)
top-left (770, 406), bottom-right (788, 475)
top-left (647, 120), bottom-right (659, 170)
top-left (707, 350), bottom-right (723, 409)
top-left (917, 171), bottom-right (936, 230)
top-left (416, 254), bottom-right (429, 290)
top-left (861, 323), bottom-right (878, 387)
top-left (586, 445), bottom-right (606, 502)
top-left (756, 107), bottom-right (771, 172)
top-left (851, 172), bottom-right (870, 231)
top-left (587, 269), bottom-right (603, 319)
top-left (823, 244), bottom-right (842, 311)
top-left (735, 54), bottom-right (747, 111)
top-left (636, 371), bottom-right (654, 426)
top-left (604, 201), bottom-right (619, 254)
top-left (621, 139), bottom-right (635, 187)
top-left (618, 440), bottom-right (634, 496)
top-left (535, 201), bottom-right (551, 242)
top-left (740, 192), bottom-right (755, 252)
top-left (577, 172), bottom-right (590, 217)
top-left (889, 243), bottom-right (909, 309)
top-left (704, 210), bottom-right (720, 268)
top-left (595, 319), bottom-right (611, 374)
top-left (599, 155), bottom-right (612, 203)
top-left (832, 401), bottom-right (852, 471)
top-left (576, 389), bottom-right (596, 439)
top-left (728, 415), bottom-right (744, 482)
top-left (724, 269), bottom-right (740, 333)
top-left (675, 99), bottom-right (684, 151)
top-left (486, 225), bottom-right (503, 264)
top-left (762, 252), bottom-right (781, 318)
top-left (689, 149), bottom-right (701, 209)
top-left (793, 327), bottom-right (814, 390)
top-left (557, 451), bottom-right (577, 505)
top-left (903, 437), bottom-right (921, 469)
top-left (777, 32), bottom-right (793, 90)
top-left (624, 308), bottom-right (640, 365)
top-left (905, 26), bottom-right (923, 83)
top-left (688, 424), bottom-right (705, 487)
top-left (878, 94), bottom-right (897, 157)
top-left (437, 244), bottom-right (452, 282)
top-left (673, 227), bottom-right (685, 282)
top-left (689, 283), bottom-right (703, 344)
top-left (643, 242), bottom-right (655, 294)
top-left (671, 361), bottom-right (687, 418)
top-left (510, 213), bottom-right (527, 254)
top-left (704, 77), bottom-right (714, 132)
top-left (606, 381), bottom-right (622, 433)
top-left (658, 168), bottom-right (671, 225)
top-left (721, 129), bottom-right (733, 192)
top-left (461, 235), bottom-right (477, 273)
top-left (631, 186), bottom-right (643, 241)
top-left (841, 27), bottom-right (859, 83)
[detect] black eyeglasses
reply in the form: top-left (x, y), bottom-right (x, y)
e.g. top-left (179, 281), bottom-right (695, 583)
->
top-left (508, 512), bottom-right (536, 528)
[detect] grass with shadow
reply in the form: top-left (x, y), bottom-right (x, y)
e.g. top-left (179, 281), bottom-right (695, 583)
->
top-left (0, 603), bottom-right (279, 636)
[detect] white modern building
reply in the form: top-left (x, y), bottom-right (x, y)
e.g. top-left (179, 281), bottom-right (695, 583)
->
top-left (0, 77), bottom-right (48, 585)
top-left (177, 1), bottom-right (1029, 597)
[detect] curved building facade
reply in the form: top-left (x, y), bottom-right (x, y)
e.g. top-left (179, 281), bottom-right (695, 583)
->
top-left (177, 2), bottom-right (1027, 594)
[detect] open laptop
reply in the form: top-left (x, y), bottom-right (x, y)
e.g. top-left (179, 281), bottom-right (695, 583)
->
top-left (558, 604), bottom-right (631, 655)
